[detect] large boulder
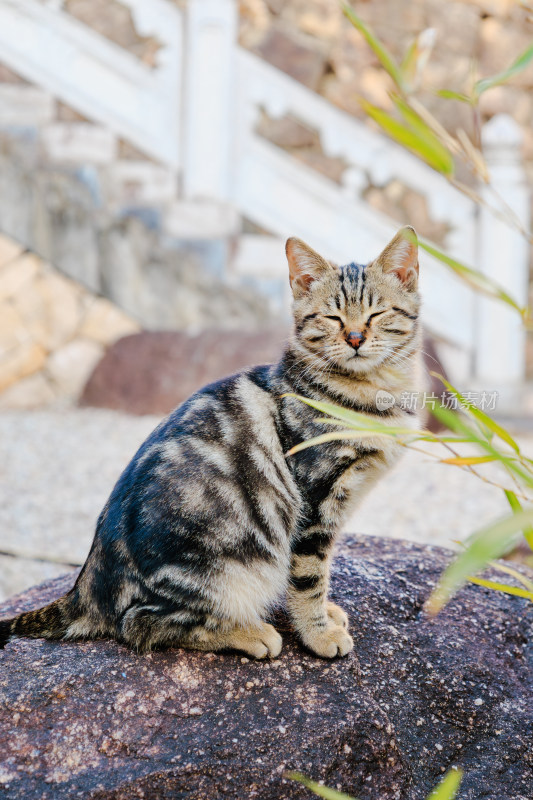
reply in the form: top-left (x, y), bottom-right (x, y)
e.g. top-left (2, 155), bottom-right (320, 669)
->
top-left (1, 536), bottom-right (531, 799)
top-left (79, 328), bottom-right (289, 415)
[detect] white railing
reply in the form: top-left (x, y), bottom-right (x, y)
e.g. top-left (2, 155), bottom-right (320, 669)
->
top-left (0, 0), bottom-right (529, 397)
top-left (0, 0), bottom-right (183, 166)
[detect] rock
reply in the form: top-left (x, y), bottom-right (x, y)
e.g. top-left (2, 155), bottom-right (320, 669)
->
top-left (281, 0), bottom-right (343, 41)
top-left (46, 339), bottom-right (104, 400)
top-left (0, 341), bottom-right (47, 393)
top-left (79, 328), bottom-right (290, 415)
top-left (424, 1), bottom-right (481, 57)
top-left (0, 233), bottom-right (23, 268)
top-left (0, 305), bottom-right (26, 358)
top-left (238, 0), bottom-right (271, 49)
top-left (0, 536), bottom-right (532, 799)
top-left (255, 24), bottom-right (327, 90)
top-left (255, 112), bottom-right (319, 150)
top-left (78, 298), bottom-right (140, 347)
top-left (0, 372), bottom-right (56, 410)
top-left (0, 253), bottom-right (40, 303)
top-left (11, 269), bottom-right (83, 351)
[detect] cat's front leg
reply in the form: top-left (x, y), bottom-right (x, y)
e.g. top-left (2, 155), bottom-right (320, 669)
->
top-left (287, 529), bottom-right (353, 658)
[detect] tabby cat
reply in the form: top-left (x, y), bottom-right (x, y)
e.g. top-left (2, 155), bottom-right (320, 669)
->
top-left (0, 227), bottom-right (421, 660)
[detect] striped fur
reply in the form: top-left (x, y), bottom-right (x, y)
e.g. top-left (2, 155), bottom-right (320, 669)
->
top-left (0, 227), bottom-right (421, 659)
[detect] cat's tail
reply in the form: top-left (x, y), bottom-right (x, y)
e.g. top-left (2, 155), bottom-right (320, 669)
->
top-left (0, 591), bottom-right (86, 649)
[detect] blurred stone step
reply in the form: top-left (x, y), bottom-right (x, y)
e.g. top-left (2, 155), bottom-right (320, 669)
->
top-left (163, 200), bottom-right (241, 240)
top-left (104, 161), bottom-right (178, 209)
top-left (41, 122), bottom-right (117, 164)
top-left (231, 233), bottom-right (286, 279)
top-left (0, 85), bottom-right (55, 126)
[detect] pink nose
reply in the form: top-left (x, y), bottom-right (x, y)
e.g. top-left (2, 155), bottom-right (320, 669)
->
top-left (346, 330), bottom-right (365, 349)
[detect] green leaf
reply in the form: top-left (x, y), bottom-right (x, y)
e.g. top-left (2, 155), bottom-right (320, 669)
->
top-left (475, 42), bottom-right (533, 96)
top-left (342, 5), bottom-right (404, 90)
top-left (417, 239), bottom-right (527, 316)
top-left (391, 95), bottom-right (455, 173)
top-left (467, 576), bottom-right (533, 602)
top-left (286, 429), bottom-right (398, 457)
top-left (437, 89), bottom-right (472, 103)
top-left (427, 769), bottom-right (463, 800)
top-left (426, 508), bottom-right (533, 614)
top-left (282, 393), bottom-right (427, 436)
top-left (359, 99), bottom-right (454, 175)
top-left (487, 559), bottom-right (533, 592)
top-left (505, 490), bottom-right (533, 549)
top-left (286, 772), bottom-right (359, 800)
top-left (435, 374), bottom-right (520, 453)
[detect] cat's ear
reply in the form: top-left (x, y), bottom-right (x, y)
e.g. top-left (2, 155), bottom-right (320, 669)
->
top-left (286, 237), bottom-right (333, 296)
top-left (372, 226), bottom-right (419, 290)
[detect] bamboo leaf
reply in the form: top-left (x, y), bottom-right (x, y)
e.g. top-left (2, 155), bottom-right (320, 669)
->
top-left (426, 509), bottom-right (533, 615)
top-left (283, 394), bottom-right (427, 436)
top-left (342, 6), bottom-right (404, 89)
top-left (467, 576), bottom-right (533, 602)
top-left (287, 772), bottom-right (358, 800)
top-left (417, 239), bottom-right (527, 316)
top-left (427, 769), bottom-right (463, 800)
top-left (487, 559), bottom-right (533, 592)
top-left (475, 42), bottom-right (533, 96)
top-left (286, 430), bottom-right (397, 457)
top-left (437, 89), bottom-right (472, 103)
top-left (434, 374), bottom-right (520, 453)
top-left (428, 769), bottom-right (463, 800)
top-left (504, 490), bottom-right (533, 549)
top-left (440, 455), bottom-right (498, 465)
top-left (391, 94), bottom-right (455, 173)
top-left (360, 99), bottom-right (454, 175)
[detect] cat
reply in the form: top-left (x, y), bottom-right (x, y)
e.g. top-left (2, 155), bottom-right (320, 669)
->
top-left (0, 226), bottom-right (421, 660)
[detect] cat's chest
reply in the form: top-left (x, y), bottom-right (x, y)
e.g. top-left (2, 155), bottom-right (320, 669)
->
top-left (294, 434), bottom-right (401, 501)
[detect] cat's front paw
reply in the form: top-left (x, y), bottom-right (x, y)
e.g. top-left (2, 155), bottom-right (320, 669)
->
top-left (229, 622), bottom-right (283, 660)
top-left (303, 622), bottom-right (353, 659)
top-left (326, 601), bottom-right (349, 629)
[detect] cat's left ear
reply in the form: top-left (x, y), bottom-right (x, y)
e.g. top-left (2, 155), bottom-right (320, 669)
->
top-left (286, 237), bottom-right (334, 296)
top-left (372, 226), bottom-right (419, 291)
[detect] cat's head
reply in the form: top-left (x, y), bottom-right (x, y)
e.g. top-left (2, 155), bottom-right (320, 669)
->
top-left (286, 226), bottom-right (420, 375)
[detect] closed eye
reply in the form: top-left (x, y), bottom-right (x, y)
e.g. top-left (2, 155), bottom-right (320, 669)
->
top-left (383, 328), bottom-right (408, 335)
top-left (324, 315), bottom-right (343, 324)
top-left (366, 310), bottom-right (389, 324)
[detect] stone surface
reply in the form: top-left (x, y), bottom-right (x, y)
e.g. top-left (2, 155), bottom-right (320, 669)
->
top-left (79, 328), bottom-right (290, 415)
top-left (0, 86), bottom-right (54, 126)
top-left (255, 24), bottom-right (327, 90)
top-left (41, 123), bottom-right (117, 164)
top-left (78, 298), bottom-right (140, 346)
top-left (46, 339), bottom-right (104, 400)
top-left (64, 0), bottom-right (162, 67)
top-left (0, 341), bottom-right (47, 393)
top-left (0, 373), bottom-right (56, 410)
top-left (0, 234), bottom-right (141, 408)
top-left (0, 536), bottom-right (531, 799)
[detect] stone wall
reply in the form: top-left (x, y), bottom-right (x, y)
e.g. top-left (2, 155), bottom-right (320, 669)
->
top-left (240, 0), bottom-right (533, 166)
top-left (0, 233), bottom-right (139, 409)
top-left (0, 121), bottom-right (279, 333)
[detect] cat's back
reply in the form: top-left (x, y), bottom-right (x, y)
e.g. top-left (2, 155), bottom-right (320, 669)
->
top-left (97, 363), bottom-right (293, 534)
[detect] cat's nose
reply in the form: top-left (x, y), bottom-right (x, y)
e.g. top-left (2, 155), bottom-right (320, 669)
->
top-left (346, 330), bottom-right (365, 349)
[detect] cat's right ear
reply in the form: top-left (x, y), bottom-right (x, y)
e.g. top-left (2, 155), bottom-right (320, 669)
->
top-left (286, 238), bottom-right (332, 296)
